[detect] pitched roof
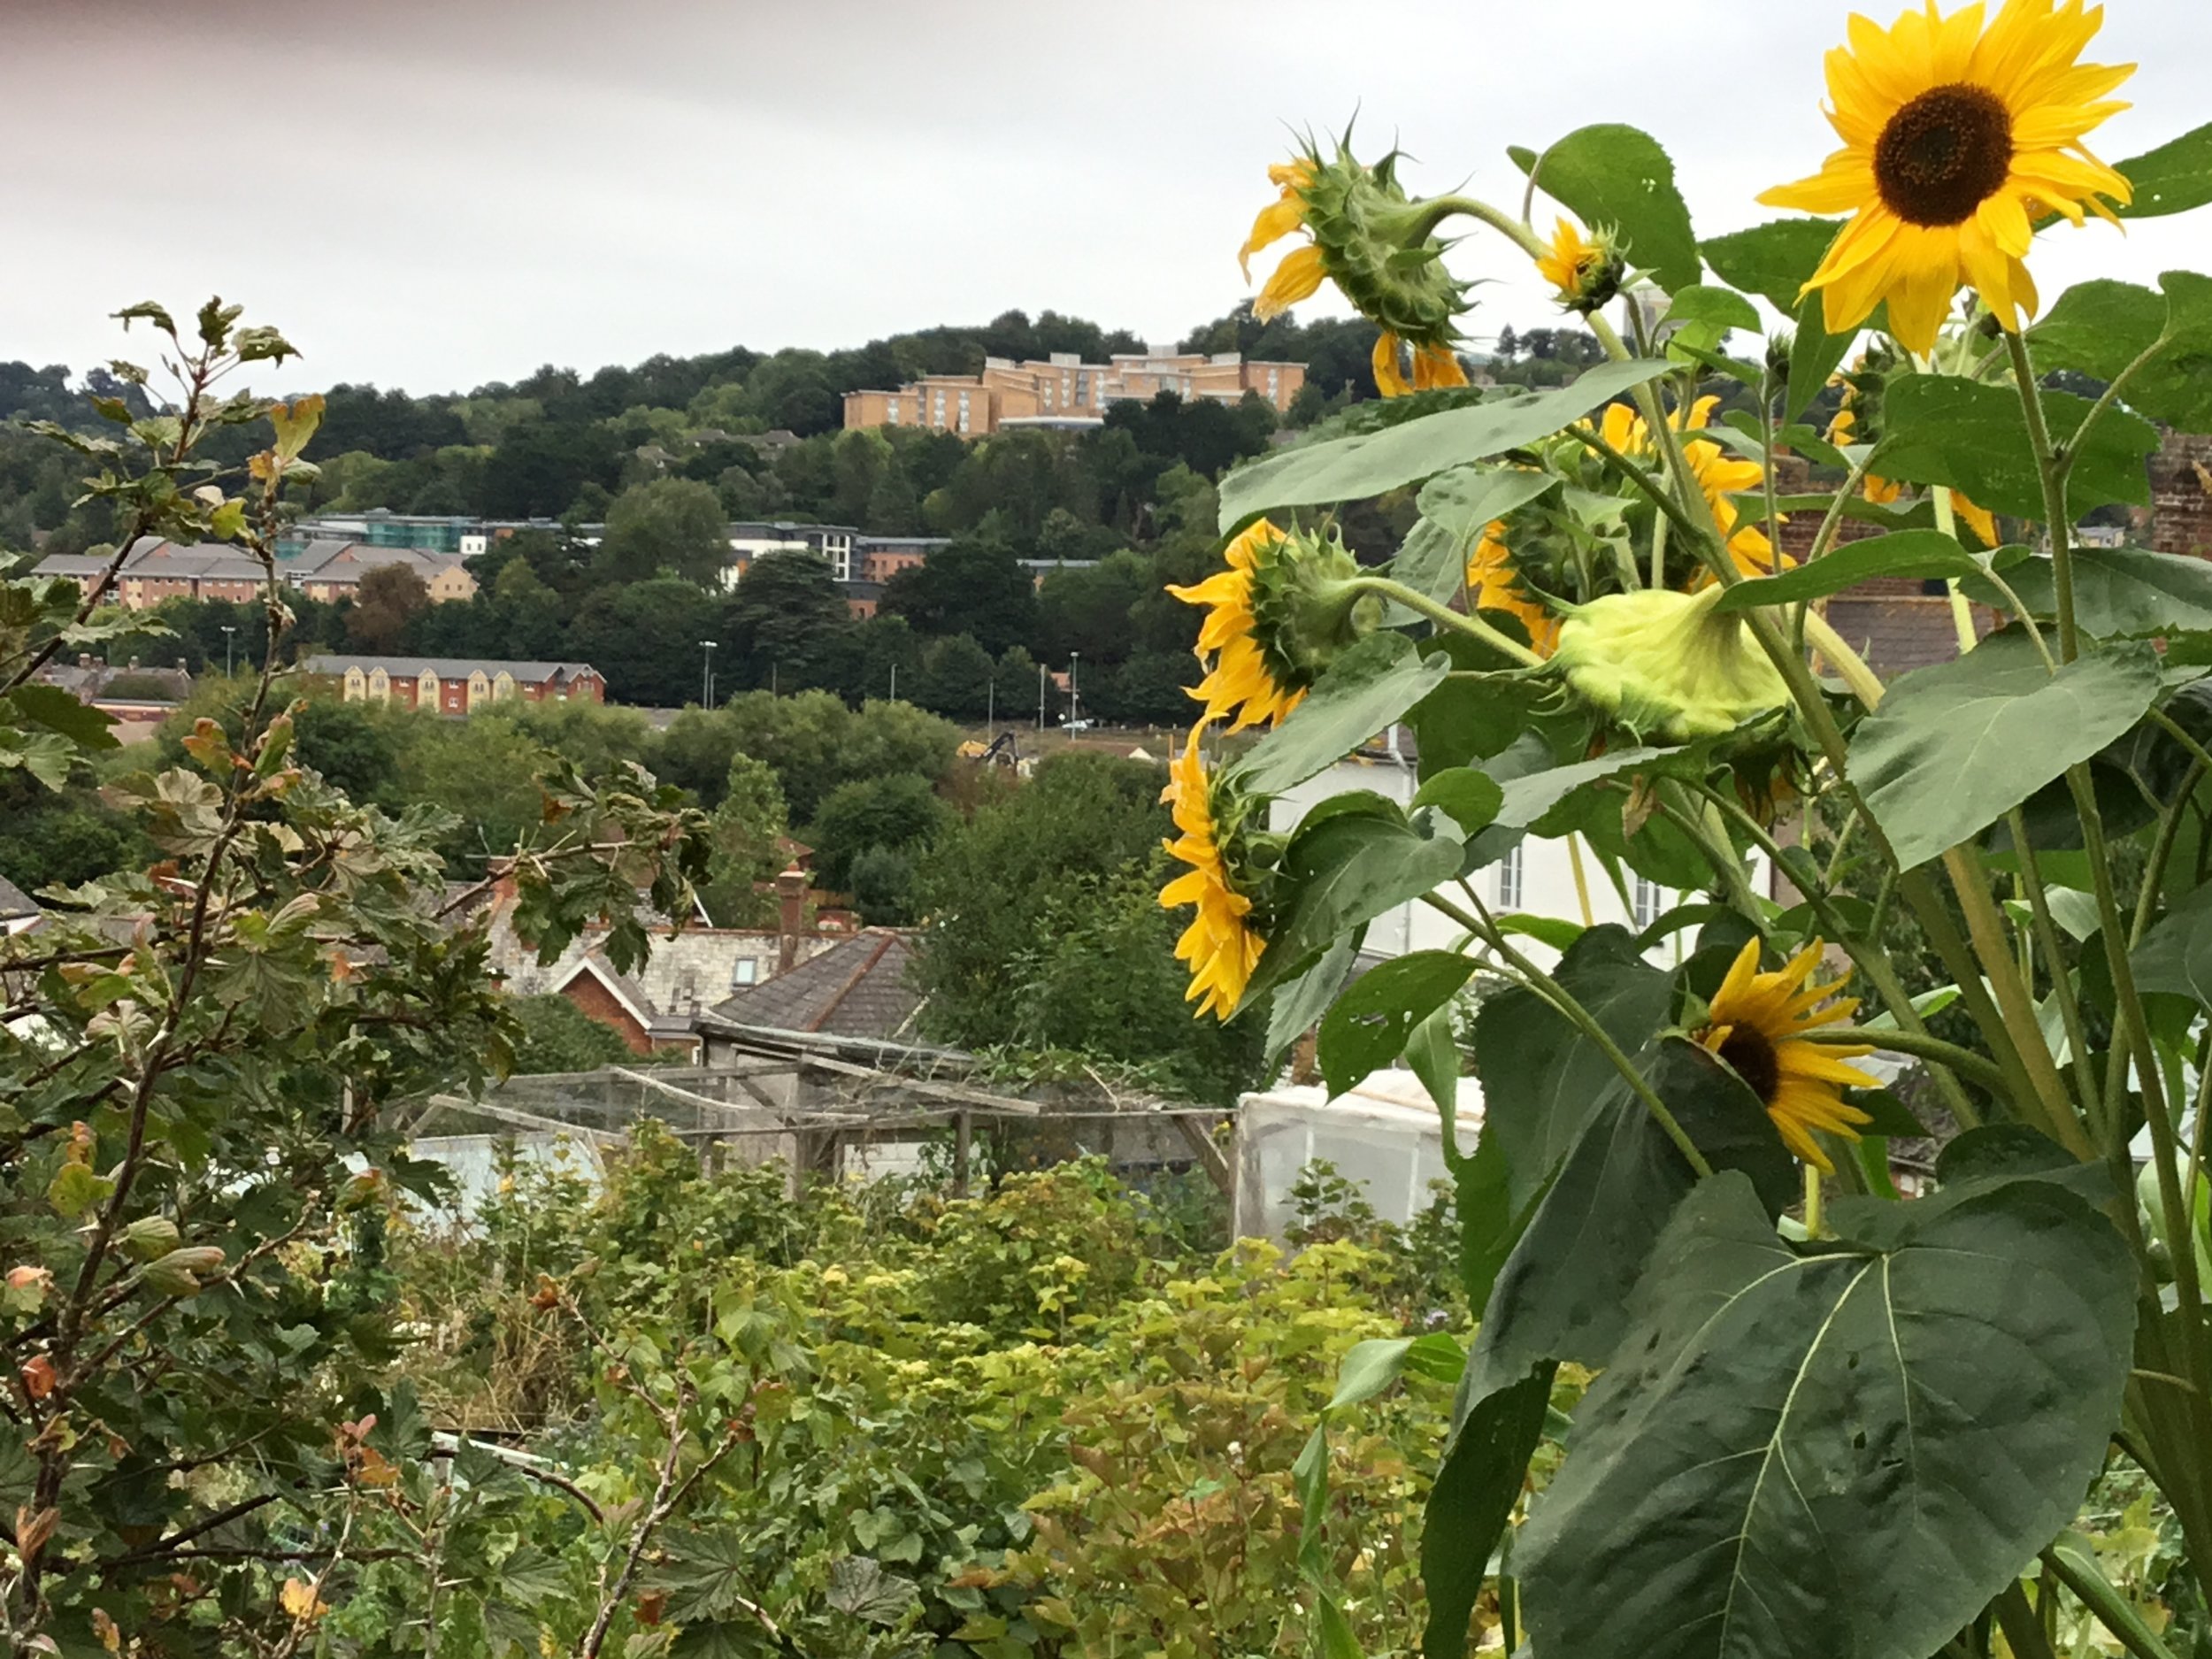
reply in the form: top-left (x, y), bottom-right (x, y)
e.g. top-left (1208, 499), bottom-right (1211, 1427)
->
top-left (301, 654), bottom-right (600, 681)
top-left (0, 873), bottom-right (38, 920)
top-left (35, 539), bottom-right (270, 583)
top-left (707, 929), bottom-right (919, 1040)
top-left (288, 541), bottom-right (472, 580)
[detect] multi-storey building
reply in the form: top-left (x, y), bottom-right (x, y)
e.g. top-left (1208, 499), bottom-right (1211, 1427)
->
top-left (305, 654), bottom-right (605, 713)
top-left (33, 539), bottom-right (274, 609)
top-left (287, 541), bottom-right (479, 603)
top-left (842, 349), bottom-right (1307, 438)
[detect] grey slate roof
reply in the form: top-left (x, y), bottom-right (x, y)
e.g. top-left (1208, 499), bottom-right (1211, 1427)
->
top-left (301, 654), bottom-right (600, 681)
top-left (33, 539), bottom-right (271, 583)
top-left (707, 930), bottom-right (920, 1040)
top-left (0, 874), bottom-right (38, 921)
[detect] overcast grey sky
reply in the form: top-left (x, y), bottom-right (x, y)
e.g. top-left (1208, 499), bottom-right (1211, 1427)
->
top-left (8, 0), bottom-right (2211, 394)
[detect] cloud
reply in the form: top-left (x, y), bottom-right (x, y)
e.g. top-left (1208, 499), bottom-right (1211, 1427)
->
top-left (5, 0), bottom-right (2207, 391)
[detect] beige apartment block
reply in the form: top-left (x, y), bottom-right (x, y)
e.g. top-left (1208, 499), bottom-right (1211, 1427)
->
top-left (843, 349), bottom-right (1304, 438)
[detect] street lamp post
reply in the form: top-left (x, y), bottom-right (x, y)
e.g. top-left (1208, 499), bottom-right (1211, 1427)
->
top-left (221, 625), bottom-right (236, 678)
top-left (1036, 661), bottom-right (1046, 732)
top-left (986, 673), bottom-right (995, 732)
top-left (699, 640), bottom-right (718, 708)
top-left (888, 663), bottom-right (898, 703)
top-left (1069, 651), bottom-right (1080, 728)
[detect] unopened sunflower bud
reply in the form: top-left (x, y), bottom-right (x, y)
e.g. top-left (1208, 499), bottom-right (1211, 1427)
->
top-left (1553, 585), bottom-right (1791, 741)
top-left (122, 1216), bottom-right (180, 1262)
top-left (142, 1246), bottom-right (227, 1299)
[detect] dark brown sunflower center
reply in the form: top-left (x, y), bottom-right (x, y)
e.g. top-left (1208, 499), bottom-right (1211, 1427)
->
top-left (1874, 82), bottom-right (2015, 227)
top-left (1717, 1025), bottom-right (1781, 1108)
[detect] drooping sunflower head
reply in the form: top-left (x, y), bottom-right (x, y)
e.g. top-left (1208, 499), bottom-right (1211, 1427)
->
top-left (1762, 0), bottom-right (2135, 354)
top-left (1242, 135), bottom-right (1472, 365)
top-left (1166, 519), bottom-right (1379, 732)
top-left (1467, 524), bottom-right (1563, 657)
top-left (1551, 584), bottom-right (1793, 742)
top-left (1159, 726), bottom-right (1270, 1021)
top-left (1535, 218), bottom-right (1627, 314)
top-left (1694, 937), bottom-right (1879, 1171)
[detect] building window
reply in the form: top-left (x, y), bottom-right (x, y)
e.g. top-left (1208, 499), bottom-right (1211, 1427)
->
top-left (886, 397), bottom-right (900, 425)
top-left (1496, 842), bottom-right (1524, 910)
top-left (1633, 876), bottom-right (1663, 930)
top-left (731, 958), bottom-right (759, 988)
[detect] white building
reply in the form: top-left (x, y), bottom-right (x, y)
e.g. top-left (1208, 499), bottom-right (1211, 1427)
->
top-left (1269, 741), bottom-right (1744, 971)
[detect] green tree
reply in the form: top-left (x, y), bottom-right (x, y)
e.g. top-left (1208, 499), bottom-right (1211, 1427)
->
top-left (698, 752), bottom-right (787, 926)
top-left (720, 550), bottom-right (852, 693)
top-left (879, 537), bottom-right (1038, 656)
top-left (1036, 550), bottom-right (1151, 666)
top-left (508, 991), bottom-right (635, 1072)
top-left (807, 772), bottom-right (950, 894)
top-left (910, 753), bottom-right (1263, 1102)
top-left (596, 476), bottom-right (731, 585)
top-left (916, 632), bottom-right (995, 720)
top-left (570, 577), bottom-right (718, 705)
top-left (345, 563), bottom-right (431, 652)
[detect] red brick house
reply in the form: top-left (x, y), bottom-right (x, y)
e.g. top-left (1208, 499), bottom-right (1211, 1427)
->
top-left (304, 655), bottom-right (605, 712)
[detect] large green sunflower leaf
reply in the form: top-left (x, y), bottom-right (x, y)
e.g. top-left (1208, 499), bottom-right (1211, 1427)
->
top-left (1315, 949), bottom-right (1476, 1100)
top-left (1217, 357), bottom-right (1671, 527)
top-left (1241, 799), bottom-right (1465, 1004)
top-left (1471, 925), bottom-right (1673, 1213)
top-left (1517, 1172), bottom-right (2136, 1659)
top-left (1715, 529), bottom-right (1985, 611)
top-left (1964, 543), bottom-right (2212, 638)
top-left (1517, 124), bottom-right (1703, 294)
top-left (1847, 633), bottom-right (2164, 869)
top-left (1235, 631), bottom-right (1450, 795)
top-left (2029, 271), bottom-right (2212, 433)
top-left (1876, 376), bottom-right (2158, 519)
top-left (2112, 121), bottom-right (2212, 219)
top-left (1701, 219), bottom-right (1839, 312)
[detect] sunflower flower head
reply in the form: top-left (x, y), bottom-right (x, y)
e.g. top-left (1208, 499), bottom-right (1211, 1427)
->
top-left (1694, 937), bottom-right (1879, 1171)
top-left (1762, 0), bottom-right (2135, 355)
top-left (1593, 396), bottom-right (1789, 580)
top-left (1167, 519), bottom-right (1379, 732)
top-left (1242, 135), bottom-right (1473, 385)
top-left (1551, 584), bottom-right (1793, 742)
top-left (1467, 524), bottom-right (1562, 657)
top-left (1535, 218), bottom-right (1627, 314)
top-left (1159, 726), bottom-right (1270, 1021)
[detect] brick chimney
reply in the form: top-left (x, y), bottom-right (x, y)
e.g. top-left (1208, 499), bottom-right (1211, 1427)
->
top-left (775, 865), bottom-right (808, 974)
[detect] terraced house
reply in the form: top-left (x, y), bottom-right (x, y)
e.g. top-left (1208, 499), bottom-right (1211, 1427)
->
top-left (304, 654), bottom-right (605, 713)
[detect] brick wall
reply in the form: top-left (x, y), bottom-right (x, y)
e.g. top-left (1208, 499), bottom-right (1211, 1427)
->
top-left (2147, 431), bottom-right (2212, 558)
top-left (560, 974), bottom-right (652, 1056)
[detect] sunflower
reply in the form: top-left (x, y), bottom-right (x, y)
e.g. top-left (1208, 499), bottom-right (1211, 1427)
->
top-left (1167, 519), bottom-right (1379, 732)
top-left (1467, 525), bottom-right (1561, 657)
top-left (1762, 0), bottom-right (2134, 356)
top-left (1594, 396), bottom-right (1789, 580)
top-left (1159, 726), bottom-right (1265, 1020)
top-left (1373, 334), bottom-right (1470, 398)
top-left (1165, 520), bottom-right (1307, 732)
top-left (1534, 218), bottom-right (1624, 313)
top-left (1694, 937), bottom-right (1879, 1171)
top-left (1241, 139), bottom-right (1471, 392)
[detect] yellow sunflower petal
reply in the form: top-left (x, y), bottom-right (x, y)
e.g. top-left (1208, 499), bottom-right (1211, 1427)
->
top-left (1256, 244), bottom-right (1326, 321)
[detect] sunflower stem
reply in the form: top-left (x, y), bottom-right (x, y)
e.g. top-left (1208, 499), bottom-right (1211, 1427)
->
top-left (2005, 804), bottom-right (2103, 1125)
top-left (1559, 422), bottom-right (1709, 553)
top-left (2003, 328), bottom-right (2081, 663)
top-left (1426, 889), bottom-right (1716, 1179)
top-left (1802, 1165), bottom-right (1824, 1240)
top-left (1694, 782), bottom-right (1987, 1130)
top-left (1346, 576), bottom-right (1547, 667)
top-left (1419, 194), bottom-right (1549, 261)
top-left (1928, 486), bottom-right (1983, 656)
